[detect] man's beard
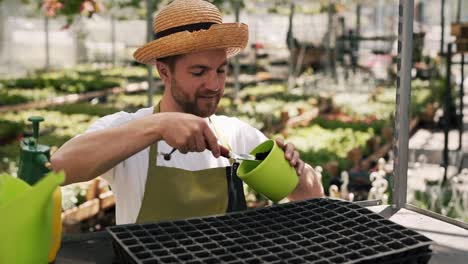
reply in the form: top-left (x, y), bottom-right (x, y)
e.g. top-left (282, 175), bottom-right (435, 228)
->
top-left (170, 78), bottom-right (221, 117)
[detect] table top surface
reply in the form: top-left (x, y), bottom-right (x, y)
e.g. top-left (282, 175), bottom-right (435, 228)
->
top-left (367, 205), bottom-right (468, 264)
top-left (55, 204), bottom-right (468, 264)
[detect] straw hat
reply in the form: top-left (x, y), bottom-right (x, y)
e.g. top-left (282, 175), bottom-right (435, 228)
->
top-left (133, 0), bottom-right (249, 64)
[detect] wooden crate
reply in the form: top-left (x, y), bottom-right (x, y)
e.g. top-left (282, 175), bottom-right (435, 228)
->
top-left (62, 198), bottom-right (100, 223)
top-left (451, 23), bottom-right (468, 38)
top-left (456, 39), bottom-right (468, 53)
top-left (99, 191), bottom-right (116, 210)
top-left (61, 198), bottom-right (100, 234)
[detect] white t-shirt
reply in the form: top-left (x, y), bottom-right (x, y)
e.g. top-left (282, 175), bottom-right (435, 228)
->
top-left (85, 106), bottom-right (268, 224)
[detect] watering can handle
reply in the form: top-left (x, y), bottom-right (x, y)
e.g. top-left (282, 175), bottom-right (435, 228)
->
top-left (28, 116), bottom-right (44, 141)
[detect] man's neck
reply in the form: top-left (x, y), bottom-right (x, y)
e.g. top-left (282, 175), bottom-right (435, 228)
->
top-left (159, 95), bottom-right (183, 113)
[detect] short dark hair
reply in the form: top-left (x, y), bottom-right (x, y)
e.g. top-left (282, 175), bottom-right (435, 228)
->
top-left (157, 55), bottom-right (181, 72)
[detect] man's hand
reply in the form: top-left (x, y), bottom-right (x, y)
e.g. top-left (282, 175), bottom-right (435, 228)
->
top-left (275, 138), bottom-right (324, 201)
top-left (156, 112), bottom-right (221, 157)
top-left (52, 111), bottom-right (224, 185)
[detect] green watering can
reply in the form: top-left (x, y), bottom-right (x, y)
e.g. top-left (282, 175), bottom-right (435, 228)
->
top-left (0, 172), bottom-right (64, 263)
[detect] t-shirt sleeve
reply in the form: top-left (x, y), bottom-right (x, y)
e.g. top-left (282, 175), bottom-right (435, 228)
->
top-left (229, 117), bottom-right (268, 154)
top-left (82, 111), bottom-right (133, 185)
top-left (243, 122), bottom-right (268, 152)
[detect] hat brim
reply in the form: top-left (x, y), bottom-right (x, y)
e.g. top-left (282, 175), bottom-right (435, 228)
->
top-left (133, 23), bottom-right (248, 65)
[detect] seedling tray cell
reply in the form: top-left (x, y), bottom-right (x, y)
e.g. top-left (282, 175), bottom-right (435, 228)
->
top-left (108, 198), bottom-right (432, 264)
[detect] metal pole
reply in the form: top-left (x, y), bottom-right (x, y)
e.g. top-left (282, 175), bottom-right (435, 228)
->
top-left (456, 0), bottom-right (462, 23)
top-left (440, 0), bottom-right (445, 55)
top-left (111, 15), bottom-right (116, 66)
top-left (45, 15), bottom-right (50, 70)
top-left (146, 0), bottom-right (155, 107)
top-left (233, 0), bottom-right (241, 101)
top-left (326, 2), bottom-right (333, 76)
top-left (392, 0), bottom-right (413, 209)
top-left (416, 1), bottom-right (424, 24)
top-left (443, 43), bottom-right (452, 181)
top-left (355, 4), bottom-right (361, 52)
top-left (0, 1), bottom-right (4, 58)
top-left (405, 203), bottom-right (468, 230)
top-left (458, 54), bottom-right (464, 151)
top-left (350, 29), bottom-right (357, 74)
top-left (337, 17), bottom-right (345, 73)
top-left (287, 3), bottom-right (295, 92)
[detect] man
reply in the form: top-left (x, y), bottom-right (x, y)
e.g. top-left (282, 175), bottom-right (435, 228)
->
top-left (51, 0), bottom-right (323, 225)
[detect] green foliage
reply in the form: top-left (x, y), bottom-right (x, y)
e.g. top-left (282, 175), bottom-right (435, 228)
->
top-left (334, 80), bottom-right (435, 120)
top-left (300, 149), bottom-right (350, 183)
top-left (46, 102), bottom-right (120, 117)
top-left (412, 78), bottom-right (447, 107)
top-left (102, 93), bottom-right (163, 112)
top-left (240, 84), bottom-right (287, 98)
top-left (0, 133), bottom-right (70, 174)
top-left (111, 0), bottom-right (144, 8)
top-left (2, 72), bottom-right (123, 94)
top-left (280, 125), bottom-right (374, 159)
top-left (56, 1), bottom-right (83, 16)
top-left (272, 124), bottom-right (373, 192)
top-left (311, 117), bottom-right (386, 134)
top-left (61, 182), bottom-right (90, 210)
top-left (412, 185), bottom-right (466, 222)
top-left (319, 3), bottom-right (335, 13)
top-left (333, 92), bottom-right (393, 120)
top-left (0, 66), bottom-right (152, 107)
top-left (1, 110), bottom-right (99, 139)
top-left (2, 88), bottom-right (59, 103)
top-left (262, 92), bottom-right (312, 102)
top-left (98, 66), bottom-right (150, 81)
top-left (0, 91), bottom-right (30, 106)
top-left (0, 109), bottom-right (99, 175)
top-left (0, 120), bottom-right (24, 143)
top-left (70, 65), bottom-right (151, 80)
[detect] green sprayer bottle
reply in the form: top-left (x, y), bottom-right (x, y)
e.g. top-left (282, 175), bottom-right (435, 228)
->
top-left (16, 116), bottom-right (63, 263)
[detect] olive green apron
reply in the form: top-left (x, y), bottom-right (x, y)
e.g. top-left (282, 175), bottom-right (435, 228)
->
top-left (136, 104), bottom-right (246, 223)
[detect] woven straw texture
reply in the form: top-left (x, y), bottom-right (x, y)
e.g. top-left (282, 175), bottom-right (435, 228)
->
top-left (133, 0), bottom-right (248, 64)
top-left (155, 0), bottom-right (222, 32)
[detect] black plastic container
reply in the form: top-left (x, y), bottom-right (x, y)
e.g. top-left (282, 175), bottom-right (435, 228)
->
top-left (107, 198), bottom-right (432, 264)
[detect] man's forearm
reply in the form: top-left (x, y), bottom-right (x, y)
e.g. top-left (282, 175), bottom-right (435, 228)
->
top-left (51, 115), bottom-right (163, 185)
top-left (288, 164), bottom-right (324, 201)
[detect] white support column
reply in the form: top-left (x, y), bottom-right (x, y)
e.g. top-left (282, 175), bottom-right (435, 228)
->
top-left (392, 0), bottom-right (413, 209)
top-left (233, 0), bottom-right (241, 101)
top-left (146, 0), bottom-right (155, 107)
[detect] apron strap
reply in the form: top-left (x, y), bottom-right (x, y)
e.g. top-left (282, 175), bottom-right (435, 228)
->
top-left (209, 116), bottom-right (232, 151)
top-left (226, 163), bottom-right (247, 212)
top-left (209, 116), bottom-right (246, 212)
top-left (150, 102), bottom-right (162, 167)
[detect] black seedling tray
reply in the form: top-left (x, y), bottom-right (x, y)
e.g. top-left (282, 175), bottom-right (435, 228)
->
top-left (107, 198), bottom-right (432, 264)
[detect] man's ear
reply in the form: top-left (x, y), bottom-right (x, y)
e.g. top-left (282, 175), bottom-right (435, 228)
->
top-left (155, 61), bottom-right (171, 83)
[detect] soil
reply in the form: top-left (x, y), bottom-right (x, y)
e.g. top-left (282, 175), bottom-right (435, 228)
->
top-left (255, 151), bottom-right (270, 160)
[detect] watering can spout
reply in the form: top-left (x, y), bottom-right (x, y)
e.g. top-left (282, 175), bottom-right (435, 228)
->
top-left (0, 172), bottom-right (65, 263)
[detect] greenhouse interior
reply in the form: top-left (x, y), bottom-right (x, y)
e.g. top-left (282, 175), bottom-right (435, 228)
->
top-left (0, 0), bottom-right (467, 263)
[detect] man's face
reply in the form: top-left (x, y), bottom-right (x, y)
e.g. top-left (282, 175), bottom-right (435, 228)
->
top-left (168, 49), bottom-right (228, 117)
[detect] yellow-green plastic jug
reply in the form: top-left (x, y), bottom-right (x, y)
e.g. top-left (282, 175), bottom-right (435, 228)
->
top-left (0, 172), bottom-right (64, 264)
